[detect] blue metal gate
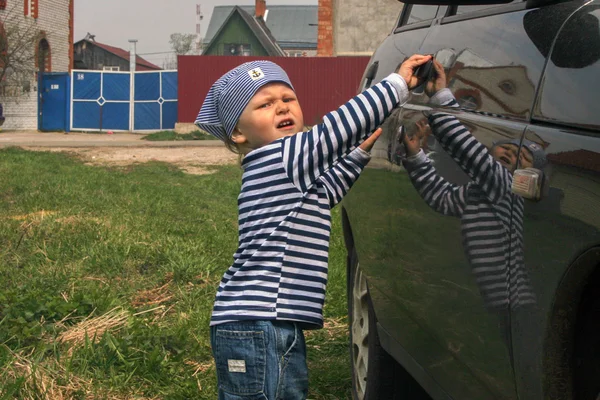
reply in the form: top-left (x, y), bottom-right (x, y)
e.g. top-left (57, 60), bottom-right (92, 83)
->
top-left (70, 70), bottom-right (177, 132)
top-left (133, 71), bottom-right (178, 131)
top-left (39, 72), bottom-right (70, 131)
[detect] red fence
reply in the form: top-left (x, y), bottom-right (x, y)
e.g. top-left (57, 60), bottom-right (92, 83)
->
top-left (178, 55), bottom-right (370, 126)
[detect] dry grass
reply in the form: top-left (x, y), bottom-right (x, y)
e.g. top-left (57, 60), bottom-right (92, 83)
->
top-left (54, 307), bottom-right (130, 354)
top-left (132, 274), bottom-right (174, 308)
top-left (1, 346), bottom-right (95, 400)
top-left (305, 317), bottom-right (348, 342)
top-left (7, 210), bottom-right (58, 221)
top-left (185, 359), bottom-right (215, 377)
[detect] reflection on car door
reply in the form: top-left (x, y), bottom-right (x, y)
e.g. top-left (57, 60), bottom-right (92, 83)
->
top-left (346, 4), bottom-right (556, 400)
top-left (514, 3), bottom-right (600, 398)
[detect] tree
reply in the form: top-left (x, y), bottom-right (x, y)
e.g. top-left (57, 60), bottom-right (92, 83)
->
top-left (0, 4), bottom-right (41, 97)
top-left (166, 33), bottom-right (197, 69)
top-left (169, 33), bottom-right (196, 56)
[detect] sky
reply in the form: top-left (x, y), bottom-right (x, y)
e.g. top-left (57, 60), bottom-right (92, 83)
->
top-left (74, 0), bottom-right (318, 68)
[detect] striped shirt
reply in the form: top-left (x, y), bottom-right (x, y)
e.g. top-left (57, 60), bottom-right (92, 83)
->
top-left (211, 73), bottom-right (409, 327)
top-left (403, 91), bottom-right (535, 311)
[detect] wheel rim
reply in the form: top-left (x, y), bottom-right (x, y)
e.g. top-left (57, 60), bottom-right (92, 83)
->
top-left (351, 263), bottom-right (370, 400)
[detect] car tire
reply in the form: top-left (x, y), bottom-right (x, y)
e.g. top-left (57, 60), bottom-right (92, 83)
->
top-left (574, 289), bottom-right (600, 400)
top-left (348, 248), bottom-right (430, 400)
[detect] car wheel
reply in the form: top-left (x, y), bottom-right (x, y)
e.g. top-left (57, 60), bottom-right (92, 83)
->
top-left (348, 248), bottom-right (430, 400)
top-left (574, 290), bottom-right (600, 400)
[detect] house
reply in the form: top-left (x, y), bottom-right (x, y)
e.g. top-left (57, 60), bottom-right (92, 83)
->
top-left (0, 0), bottom-right (74, 130)
top-left (318, 0), bottom-right (402, 56)
top-left (202, 4), bottom-right (285, 57)
top-left (203, 0), bottom-right (317, 57)
top-left (74, 34), bottom-right (161, 71)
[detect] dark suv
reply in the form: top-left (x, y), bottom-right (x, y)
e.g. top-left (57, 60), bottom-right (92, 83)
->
top-left (342, 0), bottom-right (600, 399)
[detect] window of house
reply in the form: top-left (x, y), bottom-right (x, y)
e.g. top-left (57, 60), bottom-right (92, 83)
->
top-left (37, 38), bottom-right (50, 73)
top-left (0, 21), bottom-right (6, 62)
top-left (406, 5), bottom-right (439, 25)
top-left (224, 43), bottom-right (251, 56)
top-left (23, 0), bottom-right (38, 18)
top-left (103, 66), bottom-right (120, 71)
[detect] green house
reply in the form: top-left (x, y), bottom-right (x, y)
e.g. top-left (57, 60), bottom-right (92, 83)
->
top-left (202, 6), bottom-right (285, 57)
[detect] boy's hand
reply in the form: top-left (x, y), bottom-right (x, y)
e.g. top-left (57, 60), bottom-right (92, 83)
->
top-left (359, 127), bottom-right (383, 153)
top-left (425, 59), bottom-right (448, 97)
top-left (397, 54), bottom-right (433, 90)
top-left (402, 119), bottom-right (429, 156)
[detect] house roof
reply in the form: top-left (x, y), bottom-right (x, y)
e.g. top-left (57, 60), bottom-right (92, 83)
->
top-left (204, 6), bottom-right (286, 57)
top-left (74, 39), bottom-right (161, 70)
top-left (204, 5), bottom-right (317, 49)
top-left (547, 149), bottom-right (600, 172)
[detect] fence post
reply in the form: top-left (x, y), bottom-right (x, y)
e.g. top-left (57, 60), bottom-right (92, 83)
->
top-left (128, 39), bottom-right (138, 132)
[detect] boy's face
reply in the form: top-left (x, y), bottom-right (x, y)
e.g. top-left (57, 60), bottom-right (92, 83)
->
top-left (491, 143), bottom-right (534, 172)
top-left (234, 82), bottom-right (304, 151)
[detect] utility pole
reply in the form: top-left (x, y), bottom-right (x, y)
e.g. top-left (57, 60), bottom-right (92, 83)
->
top-left (196, 4), bottom-right (204, 55)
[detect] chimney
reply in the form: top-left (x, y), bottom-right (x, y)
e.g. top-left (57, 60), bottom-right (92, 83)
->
top-left (256, 0), bottom-right (266, 19)
top-left (317, 0), bottom-right (334, 56)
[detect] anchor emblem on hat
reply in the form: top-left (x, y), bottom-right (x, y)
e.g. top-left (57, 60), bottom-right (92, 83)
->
top-left (249, 68), bottom-right (265, 80)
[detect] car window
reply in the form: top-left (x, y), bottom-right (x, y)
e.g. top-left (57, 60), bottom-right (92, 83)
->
top-left (455, 1), bottom-right (521, 15)
top-left (533, 5), bottom-right (600, 131)
top-left (406, 5), bottom-right (439, 24)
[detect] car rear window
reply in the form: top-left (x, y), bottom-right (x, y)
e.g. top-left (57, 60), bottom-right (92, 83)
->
top-left (406, 5), bottom-right (439, 24)
top-left (534, 6), bottom-right (600, 131)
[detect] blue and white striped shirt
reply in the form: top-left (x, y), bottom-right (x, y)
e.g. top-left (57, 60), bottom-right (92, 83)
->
top-left (403, 90), bottom-right (536, 310)
top-left (211, 73), bottom-right (409, 327)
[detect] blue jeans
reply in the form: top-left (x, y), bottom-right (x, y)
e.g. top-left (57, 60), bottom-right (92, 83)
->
top-left (210, 320), bottom-right (309, 400)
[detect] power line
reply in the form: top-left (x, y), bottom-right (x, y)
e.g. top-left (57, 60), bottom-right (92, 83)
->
top-left (137, 50), bottom-right (176, 56)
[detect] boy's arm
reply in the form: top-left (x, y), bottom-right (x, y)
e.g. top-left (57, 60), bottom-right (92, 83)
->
top-left (422, 62), bottom-right (510, 202)
top-left (281, 54), bottom-right (431, 193)
top-left (320, 147), bottom-right (371, 208)
top-left (429, 88), bottom-right (460, 108)
top-left (319, 127), bottom-right (381, 207)
top-left (403, 150), bottom-right (468, 217)
top-left (427, 113), bottom-right (512, 204)
top-left (425, 60), bottom-right (460, 109)
top-left (282, 74), bottom-right (407, 193)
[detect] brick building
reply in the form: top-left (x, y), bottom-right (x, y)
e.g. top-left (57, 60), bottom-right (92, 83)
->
top-left (0, 0), bottom-right (74, 130)
top-left (318, 0), bottom-right (401, 56)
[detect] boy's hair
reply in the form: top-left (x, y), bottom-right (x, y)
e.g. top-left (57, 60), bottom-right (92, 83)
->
top-left (194, 60), bottom-right (294, 142)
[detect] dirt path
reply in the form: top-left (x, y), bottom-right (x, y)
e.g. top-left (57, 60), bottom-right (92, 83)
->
top-left (22, 146), bottom-right (239, 175)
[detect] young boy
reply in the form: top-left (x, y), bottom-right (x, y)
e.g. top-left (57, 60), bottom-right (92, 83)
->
top-left (401, 59), bottom-right (544, 341)
top-left (195, 56), bottom-right (431, 399)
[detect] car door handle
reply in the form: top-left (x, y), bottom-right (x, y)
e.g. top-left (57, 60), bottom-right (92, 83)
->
top-left (363, 61), bottom-right (379, 90)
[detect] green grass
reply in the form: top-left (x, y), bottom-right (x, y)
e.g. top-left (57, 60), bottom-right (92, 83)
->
top-left (143, 130), bottom-right (215, 141)
top-left (0, 148), bottom-right (351, 399)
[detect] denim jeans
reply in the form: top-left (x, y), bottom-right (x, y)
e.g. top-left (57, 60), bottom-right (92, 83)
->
top-left (210, 320), bottom-right (309, 400)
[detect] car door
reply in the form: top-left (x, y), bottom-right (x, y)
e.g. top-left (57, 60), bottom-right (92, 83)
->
top-left (358, 4), bottom-right (443, 91)
top-left (408, 3), bottom-right (554, 399)
top-left (345, 2), bottom-right (556, 399)
top-left (511, 2), bottom-right (600, 398)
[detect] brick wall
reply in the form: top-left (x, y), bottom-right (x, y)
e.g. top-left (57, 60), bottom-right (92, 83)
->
top-left (334, 0), bottom-right (401, 56)
top-left (317, 0), bottom-right (334, 56)
top-left (1, 0), bottom-right (72, 130)
top-left (316, 0), bottom-right (402, 57)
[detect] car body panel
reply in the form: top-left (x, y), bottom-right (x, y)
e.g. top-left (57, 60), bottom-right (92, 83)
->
top-left (344, 0), bottom-right (600, 399)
